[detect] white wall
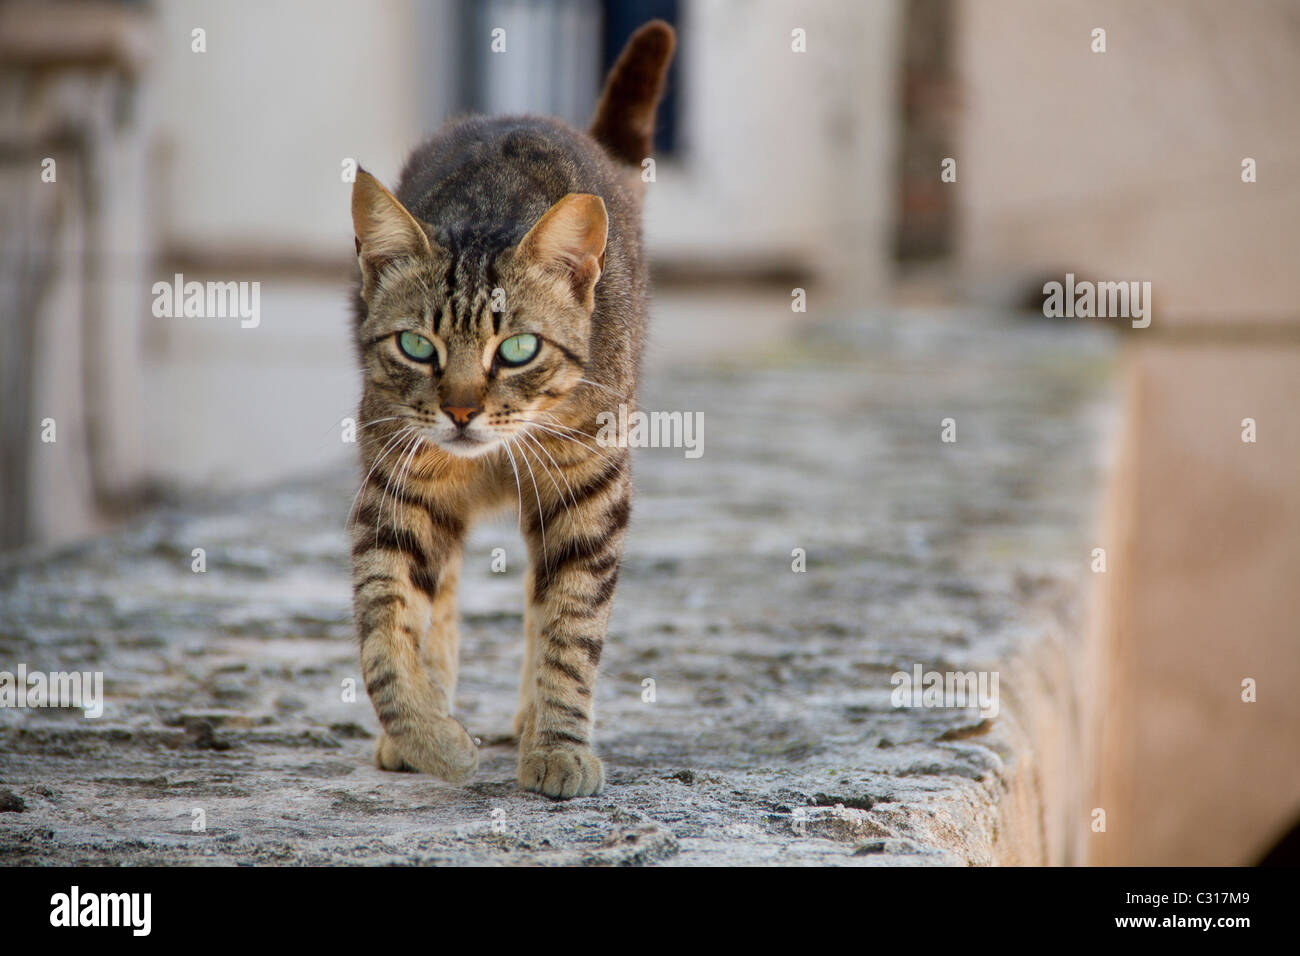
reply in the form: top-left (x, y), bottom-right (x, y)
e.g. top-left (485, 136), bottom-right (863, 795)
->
top-left (646, 0), bottom-right (902, 299)
top-left (154, 0), bottom-right (434, 256)
top-left (143, 0), bottom-right (449, 494)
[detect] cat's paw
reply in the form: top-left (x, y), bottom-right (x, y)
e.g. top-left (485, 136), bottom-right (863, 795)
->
top-left (376, 719), bottom-right (479, 784)
top-left (518, 745), bottom-right (605, 799)
top-left (418, 715), bottom-right (480, 784)
top-left (375, 732), bottom-right (415, 771)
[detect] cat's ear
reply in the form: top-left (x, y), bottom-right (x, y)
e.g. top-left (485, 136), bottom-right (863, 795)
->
top-left (351, 169), bottom-right (433, 293)
top-left (517, 193), bottom-right (607, 309)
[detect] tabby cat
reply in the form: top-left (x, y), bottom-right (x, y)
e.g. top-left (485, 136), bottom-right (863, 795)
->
top-left (347, 22), bottom-right (675, 798)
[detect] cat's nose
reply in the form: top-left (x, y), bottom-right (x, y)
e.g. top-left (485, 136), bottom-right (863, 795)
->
top-left (444, 405), bottom-right (483, 427)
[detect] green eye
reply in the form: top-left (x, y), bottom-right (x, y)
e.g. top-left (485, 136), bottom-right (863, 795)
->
top-left (497, 333), bottom-right (539, 367)
top-left (398, 331), bottom-right (435, 362)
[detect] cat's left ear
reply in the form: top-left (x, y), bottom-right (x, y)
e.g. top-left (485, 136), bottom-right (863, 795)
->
top-left (518, 193), bottom-right (608, 310)
top-left (351, 169), bottom-right (433, 295)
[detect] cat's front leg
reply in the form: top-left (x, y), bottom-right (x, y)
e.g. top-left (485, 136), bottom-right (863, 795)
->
top-left (351, 492), bottom-right (478, 783)
top-left (517, 451), bottom-right (630, 799)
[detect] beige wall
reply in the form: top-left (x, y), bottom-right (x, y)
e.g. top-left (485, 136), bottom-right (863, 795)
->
top-left (1094, 345), bottom-right (1300, 865)
top-left (956, 0), bottom-right (1300, 323)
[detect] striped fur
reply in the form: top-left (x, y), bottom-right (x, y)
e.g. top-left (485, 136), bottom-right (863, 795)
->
top-left (347, 22), bottom-right (674, 798)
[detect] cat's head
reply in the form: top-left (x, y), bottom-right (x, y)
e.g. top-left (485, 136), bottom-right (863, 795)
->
top-left (350, 169), bottom-right (606, 458)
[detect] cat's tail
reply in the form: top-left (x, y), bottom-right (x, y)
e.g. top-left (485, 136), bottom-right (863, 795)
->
top-left (589, 19), bottom-right (676, 166)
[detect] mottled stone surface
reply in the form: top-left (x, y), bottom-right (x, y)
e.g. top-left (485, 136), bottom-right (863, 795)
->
top-left (0, 310), bottom-right (1115, 866)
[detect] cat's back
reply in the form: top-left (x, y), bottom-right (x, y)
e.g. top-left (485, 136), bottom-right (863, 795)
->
top-left (394, 115), bottom-right (634, 251)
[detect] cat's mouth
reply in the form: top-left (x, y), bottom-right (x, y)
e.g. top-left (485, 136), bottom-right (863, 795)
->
top-left (435, 431), bottom-right (498, 458)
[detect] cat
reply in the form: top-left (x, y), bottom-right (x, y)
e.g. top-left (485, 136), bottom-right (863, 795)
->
top-left (347, 21), bottom-right (675, 798)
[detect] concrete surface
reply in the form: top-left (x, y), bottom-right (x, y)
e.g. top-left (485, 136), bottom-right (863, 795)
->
top-left (0, 309), bottom-right (1115, 866)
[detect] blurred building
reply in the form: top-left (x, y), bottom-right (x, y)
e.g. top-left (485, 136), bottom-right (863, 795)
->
top-left (0, 0), bottom-right (157, 547)
top-left (1, 0), bottom-right (902, 545)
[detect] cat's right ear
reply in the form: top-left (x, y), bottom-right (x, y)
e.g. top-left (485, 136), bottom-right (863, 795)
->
top-left (351, 169), bottom-right (432, 295)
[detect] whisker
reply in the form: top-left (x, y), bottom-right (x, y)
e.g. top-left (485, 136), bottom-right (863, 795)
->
top-left (519, 428), bottom-right (578, 515)
top-left (389, 431), bottom-right (426, 548)
top-left (511, 435), bottom-right (550, 583)
top-left (346, 425), bottom-right (417, 530)
top-left (536, 412), bottom-right (597, 439)
top-left (357, 416), bottom-right (408, 430)
top-left (518, 434), bottom-right (578, 562)
top-left (377, 430), bottom-right (422, 541)
top-left (311, 412), bottom-right (404, 451)
top-left (526, 420), bottom-right (601, 455)
top-left (500, 438), bottom-right (526, 536)
top-left (576, 377), bottom-right (632, 402)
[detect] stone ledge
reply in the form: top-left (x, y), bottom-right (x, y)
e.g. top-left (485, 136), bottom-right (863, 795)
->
top-left (0, 309), bottom-right (1116, 865)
